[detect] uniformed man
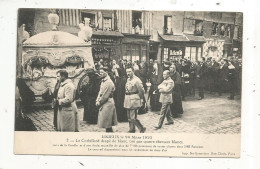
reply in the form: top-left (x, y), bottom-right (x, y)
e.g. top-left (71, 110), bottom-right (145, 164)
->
top-left (124, 66), bottom-right (146, 133)
top-left (154, 70), bottom-right (174, 129)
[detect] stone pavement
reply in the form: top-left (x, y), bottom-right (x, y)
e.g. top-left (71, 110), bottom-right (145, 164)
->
top-left (27, 92), bottom-right (241, 134)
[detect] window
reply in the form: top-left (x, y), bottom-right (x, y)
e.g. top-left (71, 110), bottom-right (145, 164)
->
top-left (122, 44), bottom-right (142, 62)
top-left (163, 48), bottom-right (169, 61)
top-left (185, 47), bottom-right (191, 60)
top-left (132, 44), bottom-right (140, 61)
top-left (132, 11), bottom-right (142, 28)
top-left (212, 22), bottom-right (219, 35)
top-left (233, 26), bottom-right (239, 39)
top-left (185, 47), bottom-right (202, 61)
top-left (164, 16), bottom-right (172, 34)
top-left (190, 47), bottom-right (196, 61)
top-left (225, 24), bottom-right (231, 37)
top-left (169, 49), bottom-right (182, 60)
top-left (220, 23), bottom-right (225, 36)
top-left (81, 12), bottom-right (95, 27)
top-left (194, 20), bottom-right (203, 35)
top-left (197, 47), bottom-right (202, 61)
top-left (141, 45), bottom-right (147, 62)
top-left (103, 17), bottom-right (112, 30)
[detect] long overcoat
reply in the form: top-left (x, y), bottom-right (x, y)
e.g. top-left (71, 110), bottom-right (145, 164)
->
top-left (96, 75), bottom-right (118, 128)
top-left (196, 62), bottom-right (206, 88)
top-left (57, 79), bottom-right (79, 132)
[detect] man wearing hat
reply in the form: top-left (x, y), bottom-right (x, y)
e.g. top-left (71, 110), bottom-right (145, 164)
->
top-left (124, 66), bottom-right (146, 133)
top-left (196, 57), bottom-right (206, 100)
top-left (96, 66), bottom-right (118, 132)
top-left (163, 60), bottom-right (171, 71)
top-left (56, 70), bottom-right (79, 132)
top-left (154, 70), bottom-right (174, 129)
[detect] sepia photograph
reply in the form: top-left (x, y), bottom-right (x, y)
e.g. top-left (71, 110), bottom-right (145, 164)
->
top-left (0, 0), bottom-right (258, 167)
top-left (15, 8), bottom-right (242, 135)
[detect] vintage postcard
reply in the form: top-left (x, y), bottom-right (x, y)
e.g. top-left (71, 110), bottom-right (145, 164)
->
top-left (14, 8), bottom-right (242, 157)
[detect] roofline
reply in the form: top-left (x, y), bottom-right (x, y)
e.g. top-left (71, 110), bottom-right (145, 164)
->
top-left (22, 44), bottom-right (92, 48)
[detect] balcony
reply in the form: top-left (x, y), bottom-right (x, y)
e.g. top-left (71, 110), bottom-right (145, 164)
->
top-left (194, 29), bottom-right (204, 36)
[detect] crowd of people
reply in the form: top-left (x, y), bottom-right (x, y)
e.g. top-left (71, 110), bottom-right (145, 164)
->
top-left (52, 56), bottom-right (242, 133)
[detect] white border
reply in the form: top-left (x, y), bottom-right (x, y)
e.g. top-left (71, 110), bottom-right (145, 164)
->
top-left (0, 0), bottom-right (258, 168)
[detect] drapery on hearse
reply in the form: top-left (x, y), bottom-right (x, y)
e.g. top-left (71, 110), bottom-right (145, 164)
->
top-left (15, 11), bottom-right (95, 130)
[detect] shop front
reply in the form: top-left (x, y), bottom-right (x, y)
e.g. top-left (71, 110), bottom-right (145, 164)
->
top-left (185, 34), bottom-right (206, 62)
top-left (91, 30), bottom-right (123, 62)
top-left (159, 34), bottom-right (189, 62)
top-left (121, 33), bottom-right (150, 62)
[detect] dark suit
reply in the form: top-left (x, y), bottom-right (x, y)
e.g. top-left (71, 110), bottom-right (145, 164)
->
top-left (169, 71), bottom-right (183, 116)
top-left (212, 61), bottom-right (220, 91)
top-left (217, 64), bottom-right (228, 94)
top-left (227, 65), bottom-right (236, 99)
top-left (196, 62), bottom-right (206, 99)
top-left (189, 64), bottom-right (197, 95)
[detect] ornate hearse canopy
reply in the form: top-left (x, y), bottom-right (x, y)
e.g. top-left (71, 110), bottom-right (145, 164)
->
top-left (23, 31), bottom-right (89, 48)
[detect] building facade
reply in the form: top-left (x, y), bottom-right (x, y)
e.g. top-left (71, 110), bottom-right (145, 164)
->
top-left (18, 9), bottom-right (243, 63)
top-left (150, 11), bottom-right (243, 62)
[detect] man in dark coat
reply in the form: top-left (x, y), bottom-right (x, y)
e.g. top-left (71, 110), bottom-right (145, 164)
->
top-left (227, 60), bottom-right (237, 100)
top-left (149, 62), bottom-right (163, 111)
top-left (189, 61), bottom-right (197, 96)
top-left (217, 59), bottom-right (228, 95)
top-left (211, 58), bottom-right (220, 92)
top-left (181, 60), bottom-right (191, 100)
top-left (147, 59), bottom-right (154, 82)
top-left (196, 58), bottom-right (206, 100)
top-left (174, 57), bottom-right (182, 74)
top-left (114, 66), bottom-right (128, 122)
top-left (205, 57), bottom-right (213, 92)
top-left (231, 57), bottom-right (241, 95)
top-left (169, 65), bottom-right (183, 117)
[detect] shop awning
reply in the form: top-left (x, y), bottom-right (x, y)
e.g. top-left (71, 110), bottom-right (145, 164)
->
top-left (185, 34), bottom-right (206, 42)
top-left (92, 30), bottom-right (124, 37)
top-left (102, 11), bottom-right (113, 18)
top-left (122, 37), bottom-right (149, 44)
top-left (159, 34), bottom-right (189, 42)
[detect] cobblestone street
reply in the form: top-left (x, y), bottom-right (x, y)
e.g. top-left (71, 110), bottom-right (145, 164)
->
top-left (27, 92), bottom-right (241, 134)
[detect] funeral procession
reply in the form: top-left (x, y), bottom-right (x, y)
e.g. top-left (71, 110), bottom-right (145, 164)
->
top-left (15, 9), bottom-right (242, 134)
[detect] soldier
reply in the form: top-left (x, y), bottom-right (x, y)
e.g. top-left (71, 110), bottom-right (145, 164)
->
top-left (56, 70), bottom-right (79, 132)
top-left (154, 70), bottom-right (174, 129)
top-left (96, 66), bottom-right (118, 132)
top-left (124, 66), bottom-right (146, 133)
